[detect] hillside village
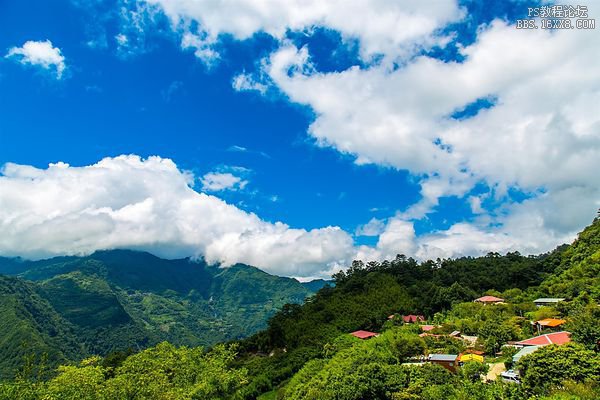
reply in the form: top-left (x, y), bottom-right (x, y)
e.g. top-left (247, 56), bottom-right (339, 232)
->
top-left (350, 295), bottom-right (578, 383)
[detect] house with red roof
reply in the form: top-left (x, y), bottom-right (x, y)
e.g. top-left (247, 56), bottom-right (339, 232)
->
top-left (474, 295), bottom-right (504, 304)
top-left (515, 331), bottom-right (571, 347)
top-left (350, 330), bottom-right (379, 340)
top-left (402, 314), bottom-right (425, 323)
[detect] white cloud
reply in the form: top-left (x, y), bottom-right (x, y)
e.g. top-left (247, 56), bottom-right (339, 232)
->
top-left (108, 1), bottom-right (163, 57)
top-left (5, 40), bottom-right (66, 79)
top-left (260, 21), bottom-right (600, 252)
top-left (180, 31), bottom-right (220, 66)
top-left (144, 0), bottom-right (463, 63)
top-left (468, 196), bottom-right (484, 215)
top-left (356, 207), bottom-right (581, 263)
top-left (227, 145), bottom-right (248, 153)
top-left (1, 156), bottom-right (595, 279)
top-left (200, 170), bottom-right (248, 192)
top-left (0, 156), bottom-right (355, 278)
top-left (232, 73), bottom-right (268, 94)
top-left (115, 33), bottom-right (129, 46)
top-left (355, 218), bottom-right (385, 237)
top-left (376, 218), bottom-right (417, 257)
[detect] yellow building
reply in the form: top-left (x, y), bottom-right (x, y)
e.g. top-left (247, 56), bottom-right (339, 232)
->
top-left (459, 353), bottom-right (484, 363)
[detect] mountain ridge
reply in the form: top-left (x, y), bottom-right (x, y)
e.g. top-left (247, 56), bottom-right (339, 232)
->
top-left (0, 249), bottom-right (316, 379)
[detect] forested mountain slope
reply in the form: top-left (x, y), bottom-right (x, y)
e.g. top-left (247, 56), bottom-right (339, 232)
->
top-left (538, 217), bottom-right (600, 299)
top-left (0, 250), bottom-right (313, 379)
top-left (230, 217), bottom-right (600, 399)
top-left (0, 276), bottom-right (82, 379)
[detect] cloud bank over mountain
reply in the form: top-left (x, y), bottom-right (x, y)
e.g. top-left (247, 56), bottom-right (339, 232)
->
top-left (0, 156), bottom-right (354, 278)
top-left (0, 153), bottom-right (585, 279)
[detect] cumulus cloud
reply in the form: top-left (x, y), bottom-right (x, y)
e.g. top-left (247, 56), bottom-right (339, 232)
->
top-left (200, 170), bottom-right (248, 192)
top-left (0, 156), bottom-right (355, 278)
top-left (260, 21), bottom-right (600, 252)
top-left (1, 156), bottom-right (595, 279)
top-left (144, 0), bottom-right (463, 63)
top-left (355, 208), bottom-right (581, 264)
top-left (355, 218), bottom-right (385, 237)
top-left (5, 40), bottom-right (66, 79)
top-left (265, 22), bottom-right (600, 187)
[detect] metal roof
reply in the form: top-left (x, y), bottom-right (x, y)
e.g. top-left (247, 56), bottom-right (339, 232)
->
top-left (512, 345), bottom-right (541, 363)
top-left (429, 354), bottom-right (457, 362)
top-left (533, 298), bottom-right (565, 303)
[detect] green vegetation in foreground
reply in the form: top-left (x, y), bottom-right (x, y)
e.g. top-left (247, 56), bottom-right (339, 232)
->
top-left (0, 215), bottom-right (599, 399)
top-left (0, 342), bottom-right (247, 400)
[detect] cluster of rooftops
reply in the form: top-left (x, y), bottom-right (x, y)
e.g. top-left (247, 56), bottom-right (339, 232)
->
top-left (473, 295), bottom-right (566, 306)
top-left (348, 297), bottom-right (571, 374)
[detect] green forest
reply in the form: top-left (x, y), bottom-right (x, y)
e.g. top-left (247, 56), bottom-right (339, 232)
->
top-left (1, 216), bottom-right (599, 399)
top-left (0, 250), bottom-right (315, 380)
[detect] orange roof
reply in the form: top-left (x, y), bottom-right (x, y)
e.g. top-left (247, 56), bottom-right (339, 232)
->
top-left (350, 330), bottom-right (378, 339)
top-left (475, 295), bottom-right (504, 303)
top-left (536, 318), bottom-right (566, 327)
top-left (516, 331), bottom-right (571, 346)
top-left (420, 325), bottom-right (435, 332)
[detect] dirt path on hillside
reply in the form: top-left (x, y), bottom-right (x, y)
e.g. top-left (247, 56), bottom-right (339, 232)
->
top-left (485, 362), bottom-right (506, 382)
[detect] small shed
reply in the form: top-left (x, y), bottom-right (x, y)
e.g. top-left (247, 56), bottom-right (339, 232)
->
top-left (533, 298), bottom-right (565, 307)
top-left (428, 354), bottom-right (459, 372)
top-left (350, 330), bottom-right (378, 340)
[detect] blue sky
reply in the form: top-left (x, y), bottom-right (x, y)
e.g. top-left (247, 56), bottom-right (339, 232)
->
top-left (1, 0), bottom-right (599, 278)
